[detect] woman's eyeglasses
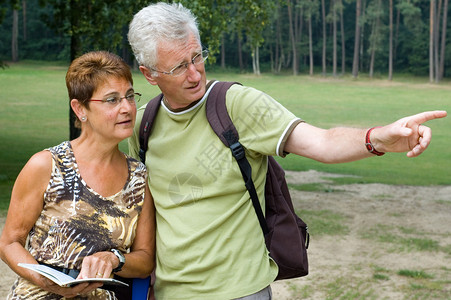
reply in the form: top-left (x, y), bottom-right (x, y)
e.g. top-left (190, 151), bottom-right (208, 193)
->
top-left (89, 92), bottom-right (141, 106)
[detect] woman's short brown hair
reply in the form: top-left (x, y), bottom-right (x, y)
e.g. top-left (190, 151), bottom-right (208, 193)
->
top-left (66, 51), bottom-right (133, 127)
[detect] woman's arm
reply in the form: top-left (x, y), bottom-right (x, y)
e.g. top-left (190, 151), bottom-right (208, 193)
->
top-left (0, 151), bottom-right (101, 297)
top-left (0, 151), bottom-right (53, 282)
top-left (116, 183), bottom-right (155, 278)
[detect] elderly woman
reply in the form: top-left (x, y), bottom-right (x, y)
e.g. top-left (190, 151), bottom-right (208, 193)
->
top-left (0, 51), bottom-right (155, 299)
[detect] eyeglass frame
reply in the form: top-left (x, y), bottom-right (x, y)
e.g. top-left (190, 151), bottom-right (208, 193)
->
top-left (150, 49), bottom-right (209, 77)
top-left (88, 92), bottom-right (142, 106)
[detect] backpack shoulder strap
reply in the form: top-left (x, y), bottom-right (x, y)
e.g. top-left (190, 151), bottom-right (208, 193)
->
top-left (139, 94), bottom-right (164, 163)
top-left (206, 81), bottom-right (241, 147)
top-left (206, 81), bottom-right (269, 234)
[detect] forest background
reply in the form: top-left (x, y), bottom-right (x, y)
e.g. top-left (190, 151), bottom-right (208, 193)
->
top-left (1, 2), bottom-right (451, 298)
top-left (2, 0), bottom-right (450, 139)
top-left (1, 0), bottom-right (450, 81)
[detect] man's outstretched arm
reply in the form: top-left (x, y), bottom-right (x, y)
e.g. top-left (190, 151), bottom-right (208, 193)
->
top-left (284, 110), bottom-right (447, 163)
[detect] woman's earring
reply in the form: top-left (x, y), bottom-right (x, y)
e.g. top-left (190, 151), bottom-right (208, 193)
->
top-left (81, 116), bottom-right (87, 122)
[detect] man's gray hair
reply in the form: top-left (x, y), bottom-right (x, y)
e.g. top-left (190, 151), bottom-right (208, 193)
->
top-left (128, 2), bottom-right (201, 69)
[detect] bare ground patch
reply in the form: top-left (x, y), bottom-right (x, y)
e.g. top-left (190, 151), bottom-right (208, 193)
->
top-left (271, 171), bottom-right (451, 299)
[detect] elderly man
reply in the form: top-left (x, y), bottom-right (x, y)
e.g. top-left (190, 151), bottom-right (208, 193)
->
top-left (127, 2), bottom-right (446, 299)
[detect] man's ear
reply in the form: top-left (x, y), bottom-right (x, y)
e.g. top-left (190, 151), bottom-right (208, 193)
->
top-left (139, 66), bottom-right (158, 86)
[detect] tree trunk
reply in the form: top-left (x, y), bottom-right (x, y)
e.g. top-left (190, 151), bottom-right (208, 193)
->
top-left (275, 3), bottom-right (281, 74)
top-left (388, 0), bottom-right (393, 81)
top-left (439, 0), bottom-right (448, 80)
top-left (394, 6), bottom-right (400, 60)
top-left (221, 35), bottom-right (226, 69)
top-left (296, 1), bottom-right (303, 73)
top-left (369, 0), bottom-right (382, 79)
top-left (12, 10), bottom-right (19, 62)
top-left (237, 33), bottom-right (244, 71)
top-left (360, 0), bottom-right (367, 71)
top-left (430, 0), bottom-right (435, 83)
top-left (270, 43), bottom-right (274, 72)
top-left (352, 0), bottom-right (361, 78)
top-left (369, 20), bottom-right (376, 78)
top-left (309, 15), bottom-right (314, 75)
top-left (22, 0), bottom-right (27, 41)
top-left (339, 0), bottom-right (345, 75)
top-left (287, 0), bottom-right (298, 75)
top-left (434, 0), bottom-right (440, 82)
top-left (252, 46), bottom-right (261, 75)
top-left (332, 0), bottom-right (337, 77)
top-left (69, 0), bottom-right (82, 140)
top-left (321, 0), bottom-right (326, 75)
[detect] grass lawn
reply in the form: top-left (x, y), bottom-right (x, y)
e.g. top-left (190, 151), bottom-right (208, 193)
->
top-left (0, 61), bottom-right (450, 212)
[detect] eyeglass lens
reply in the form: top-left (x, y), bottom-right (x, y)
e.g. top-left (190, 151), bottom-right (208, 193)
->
top-left (170, 50), bottom-right (209, 76)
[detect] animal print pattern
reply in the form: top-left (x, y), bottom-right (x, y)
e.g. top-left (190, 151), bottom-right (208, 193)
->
top-left (8, 141), bottom-right (147, 299)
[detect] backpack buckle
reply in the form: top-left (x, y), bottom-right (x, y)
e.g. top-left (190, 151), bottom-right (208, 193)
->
top-left (230, 142), bottom-right (245, 160)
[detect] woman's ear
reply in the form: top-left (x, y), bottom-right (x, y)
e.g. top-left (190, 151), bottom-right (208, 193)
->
top-left (70, 99), bottom-right (87, 121)
top-left (139, 66), bottom-right (158, 86)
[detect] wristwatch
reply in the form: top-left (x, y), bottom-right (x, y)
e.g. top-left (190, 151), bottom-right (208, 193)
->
top-left (111, 249), bottom-right (125, 273)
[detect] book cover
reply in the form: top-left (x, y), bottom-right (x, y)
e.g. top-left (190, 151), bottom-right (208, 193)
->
top-left (18, 263), bottom-right (129, 287)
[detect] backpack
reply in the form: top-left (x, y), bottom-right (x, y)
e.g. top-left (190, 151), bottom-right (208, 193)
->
top-left (139, 81), bottom-right (309, 280)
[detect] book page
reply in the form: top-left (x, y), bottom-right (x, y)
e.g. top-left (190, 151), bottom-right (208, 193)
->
top-left (18, 263), bottom-right (129, 287)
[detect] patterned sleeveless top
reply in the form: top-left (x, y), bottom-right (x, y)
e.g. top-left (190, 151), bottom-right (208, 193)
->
top-left (8, 141), bottom-right (147, 299)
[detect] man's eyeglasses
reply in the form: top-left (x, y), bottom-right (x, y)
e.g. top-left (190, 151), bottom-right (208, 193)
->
top-left (151, 49), bottom-right (209, 77)
top-left (89, 92), bottom-right (141, 106)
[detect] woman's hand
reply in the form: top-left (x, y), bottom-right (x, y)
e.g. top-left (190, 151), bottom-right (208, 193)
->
top-left (35, 276), bottom-right (102, 298)
top-left (34, 251), bottom-right (118, 298)
top-left (78, 251), bottom-right (119, 279)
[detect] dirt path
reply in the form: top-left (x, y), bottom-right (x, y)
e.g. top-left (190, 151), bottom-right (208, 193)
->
top-left (271, 170), bottom-right (451, 299)
top-left (1, 170), bottom-right (450, 299)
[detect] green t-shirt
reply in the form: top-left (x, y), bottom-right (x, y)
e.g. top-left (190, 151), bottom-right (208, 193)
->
top-left (129, 82), bottom-right (301, 299)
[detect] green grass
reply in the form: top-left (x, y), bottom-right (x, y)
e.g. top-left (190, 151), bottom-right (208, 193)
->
top-left (361, 224), bottom-right (445, 253)
top-left (323, 276), bottom-right (379, 300)
top-left (297, 209), bottom-right (349, 236)
top-left (1, 61), bottom-right (450, 211)
top-left (211, 72), bottom-right (451, 186)
top-left (398, 269), bottom-right (434, 279)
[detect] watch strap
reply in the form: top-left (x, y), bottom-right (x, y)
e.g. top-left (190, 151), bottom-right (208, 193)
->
top-left (111, 249), bottom-right (125, 273)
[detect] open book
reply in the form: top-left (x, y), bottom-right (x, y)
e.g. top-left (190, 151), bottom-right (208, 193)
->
top-left (18, 263), bottom-right (129, 287)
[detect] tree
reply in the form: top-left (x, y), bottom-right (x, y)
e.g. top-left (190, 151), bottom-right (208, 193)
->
top-left (301, 0), bottom-right (319, 75)
top-left (1, 0), bottom-right (449, 80)
top-left (0, 0), bottom-right (18, 67)
top-left (321, 0), bottom-right (327, 75)
top-left (8, 0), bottom-right (20, 62)
top-left (352, 0), bottom-right (362, 78)
top-left (367, 0), bottom-right (383, 78)
top-left (388, 0), bottom-right (393, 81)
top-left (429, 0), bottom-right (435, 82)
top-left (332, 0), bottom-right (337, 77)
top-left (39, 0), bottom-right (148, 139)
top-left (359, 0), bottom-right (367, 71)
top-left (339, 0), bottom-right (345, 75)
top-left (238, 0), bottom-right (273, 75)
top-left (192, 0), bottom-right (273, 75)
top-left (438, 0), bottom-right (448, 80)
top-left (287, 0), bottom-right (298, 75)
top-left (11, 8), bottom-right (18, 61)
top-left (433, 0), bottom-right (440, 83)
